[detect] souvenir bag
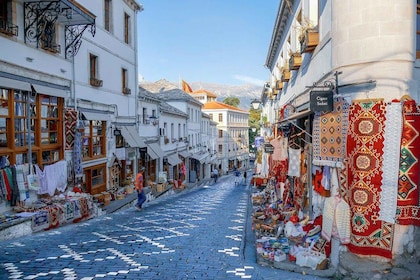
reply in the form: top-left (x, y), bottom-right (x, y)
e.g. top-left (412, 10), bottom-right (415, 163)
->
top-left (27, 173), bottom-right (40, 191)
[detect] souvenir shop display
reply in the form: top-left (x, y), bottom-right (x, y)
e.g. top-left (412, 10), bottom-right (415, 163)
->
top-left (251, 97), bottom-right (420, 274)
top-left (0, 160), bottom-right (98, 235)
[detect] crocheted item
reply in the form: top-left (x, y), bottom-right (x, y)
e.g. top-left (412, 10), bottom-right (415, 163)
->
top-left (287, 147), bottom-right (301, 177)
top-left (379, 101), bottom-right (402, 224)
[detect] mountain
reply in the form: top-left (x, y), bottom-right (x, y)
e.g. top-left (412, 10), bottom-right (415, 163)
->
top-left (187, 82), bottom-right (262, 111)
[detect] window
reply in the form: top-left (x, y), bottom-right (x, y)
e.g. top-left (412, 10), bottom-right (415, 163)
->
top-left (209, 113), bottom-right (213, 120)
top-left (218, 144), bottom-right (223, 153)
top-left (0, 89), bottom-right (64, 166)
top-left (104, 0), bottom-right (111, 32)
top-left (218, 129), bottom-right (223, 138)
top-left (39, 17), bottom-right (60, 53)
top-left (124, 13), bottom-right (130, 44)
top-left (83, 164), bottom-right (106, 195)
top-left (122, 68), bottom-right (130, 94)
top-left (218, 113), bottom-right (223, 122)
top-left (142, 108), bottom-right (147, 124)
top-left (82, 120), bottom-right (106, 160)
top-left (40, 96), bottom-right (59, 145)
top-left (0, 0), bottom-right (17, 36)
top-left (417, 3), bottom-right (420, 59)
top-left (89, 54), bottom-right (102, 87)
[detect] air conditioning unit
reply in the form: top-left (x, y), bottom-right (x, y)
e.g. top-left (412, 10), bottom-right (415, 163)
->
top-left (90, 78), bottom-right (103, 87)
top-left (123, 87), bottom-right (131, 94)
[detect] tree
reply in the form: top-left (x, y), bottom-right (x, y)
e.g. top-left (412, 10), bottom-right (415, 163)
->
top-left (223, 97), bottom-right (240, 107)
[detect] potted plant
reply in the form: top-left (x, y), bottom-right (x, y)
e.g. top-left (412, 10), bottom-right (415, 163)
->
top-left (280, 62), bottom-right (291, 82)
top-left (289, 51), bottom-right (302, 70)
top-left (297, 18), bottom-right (319, 53)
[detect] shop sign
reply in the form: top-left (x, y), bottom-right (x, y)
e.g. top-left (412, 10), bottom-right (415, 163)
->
top-left (255, 136), bottom-right (264, 148)
top-left (139, 147), bottom-right (147, 159)
top-left (113, 129), bottom-right (121, 136)
top-left (310, 90), bottom-right (333, 112)
top-left (264, 143), bottom-right (274, 154)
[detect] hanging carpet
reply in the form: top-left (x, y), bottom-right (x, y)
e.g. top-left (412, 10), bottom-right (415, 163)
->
top-left (313, 97), bottom-right (350, 168)
top-left (346, 99), bottom-right (394, 259)
top-left (65, 108), bottom-right (77, 150)
top-left (395, 100), bottom-right (420, 226)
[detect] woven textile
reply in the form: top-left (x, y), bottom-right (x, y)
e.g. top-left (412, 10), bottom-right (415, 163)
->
top-left (346, 99), bottom-right (393, 259)
top-left (313, 97), bottom-right (350, 168)
top-left (65, 108), bottom-right (77, 150)
top-left (31, 210), bottom-right (49, 232)
top-left (396, 100), bottom-right (420, 226)
top-left (65, 201), bottom-right (75, 221)
top-left (379, 102), bottom-right (402, 224)
top-left (74, 130), bottom-right (83, 177)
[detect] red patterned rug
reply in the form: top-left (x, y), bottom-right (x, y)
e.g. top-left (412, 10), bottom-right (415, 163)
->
top-left (396, 100), bottom-right (420, 226)
top-left (346, 99), bottom-right (393, 259)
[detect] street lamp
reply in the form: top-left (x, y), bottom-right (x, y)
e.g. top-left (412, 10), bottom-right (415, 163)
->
top-left (251, 99), bottom-right (261, 110)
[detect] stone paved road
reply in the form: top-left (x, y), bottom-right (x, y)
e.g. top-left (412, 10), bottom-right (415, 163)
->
top-left (0, 175), bottom-right (324, 280)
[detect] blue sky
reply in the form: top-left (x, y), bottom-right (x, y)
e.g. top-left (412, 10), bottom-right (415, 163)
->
top-left (137, 0), bottom-right (280, 86)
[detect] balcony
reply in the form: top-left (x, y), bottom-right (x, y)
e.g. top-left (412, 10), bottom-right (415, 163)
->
top-left (41, 41), bottom-right (61, 54)
top-left (122, 87), bottom-right (131, 95)
top-left (0, 20), bottom-right (18, 37)
top-left (90, 78), bottom-right (103, 87)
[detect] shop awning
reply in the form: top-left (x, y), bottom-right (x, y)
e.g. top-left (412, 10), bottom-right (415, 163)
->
top-left (147, 142), bottom-right (165, 160)
top-left (119, 126), bottom-right (146, 148)
top-left (81, 111), bottom-right (111, 121)
top-left (179, 150), bottom-right (191, 158)
top-left (0, 73), bottom-right (70, 99)
top-left (190, 152), bottom-right (210, 163)
top-left (277, 109), bottom-right (311, 124)
top-left (166, 154), bottom-right (182, 166)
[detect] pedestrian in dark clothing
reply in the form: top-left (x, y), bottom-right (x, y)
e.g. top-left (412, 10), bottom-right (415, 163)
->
top-left (243, 171), bottom-right (247, 186)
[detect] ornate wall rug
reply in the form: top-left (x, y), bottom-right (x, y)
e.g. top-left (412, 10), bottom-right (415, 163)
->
top-left (346, 99), bottom-right (393, 259)
top-left (313, 97), bottom-right (350, 168)
top-left (65, 108), bottom-right (77, 150)
top-left (396, 100), bottom-right (420, 226)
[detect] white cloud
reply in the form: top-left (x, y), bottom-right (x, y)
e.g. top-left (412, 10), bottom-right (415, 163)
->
top-left (233, 75), bottom-right (265, 86)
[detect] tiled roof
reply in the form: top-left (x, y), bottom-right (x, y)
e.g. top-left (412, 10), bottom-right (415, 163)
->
top-left (202, 101), bottom-right (248, 113)
top-left (190, 89), bottom-right (217, 98)
top-left (160, 102), bottom-right (188, 117)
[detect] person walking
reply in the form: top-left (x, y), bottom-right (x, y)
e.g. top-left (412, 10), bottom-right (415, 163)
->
top-left (212, 168), bottom-right (219, 183)
top-left (243, 171), bottom-right (247, 186)
top-left (234, 168), bottom-right (241, 186)
top-left (134, 166), bottom-right (146, 211)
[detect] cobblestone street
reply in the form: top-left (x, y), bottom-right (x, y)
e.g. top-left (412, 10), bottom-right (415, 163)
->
top-left (0, 175), bottom-right (323, 280)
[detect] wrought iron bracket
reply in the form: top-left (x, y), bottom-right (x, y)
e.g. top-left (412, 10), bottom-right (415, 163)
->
top-left (24, 1), bottom-right (95, 58)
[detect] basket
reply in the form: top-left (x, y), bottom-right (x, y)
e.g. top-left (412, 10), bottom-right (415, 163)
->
top-left (125, 186), bottom-right (134, 194)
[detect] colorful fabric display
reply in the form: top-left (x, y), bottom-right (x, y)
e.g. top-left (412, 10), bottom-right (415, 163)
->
top-left (313, 97), bottom-right (350, 168)
top-left (396, 100), bottom-right (420, 226)
top-left (346, 99), bottom-right (394, 259)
